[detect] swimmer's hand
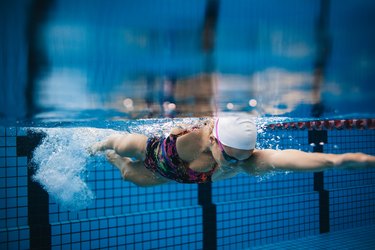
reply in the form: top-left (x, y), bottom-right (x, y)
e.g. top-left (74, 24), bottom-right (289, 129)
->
top-left (86, 146), bottom-right (96, 156)
top-left (337, 153), bottom-right (375, 170)
top-left (87, 142), bottom-right (105, 156)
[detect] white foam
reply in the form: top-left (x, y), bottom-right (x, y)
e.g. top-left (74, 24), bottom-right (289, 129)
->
top-left (31, 127), bottom-right (117, 211)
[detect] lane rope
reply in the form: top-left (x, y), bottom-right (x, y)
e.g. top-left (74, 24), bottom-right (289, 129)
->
top-left (266, 119), bottom-right (375, 130)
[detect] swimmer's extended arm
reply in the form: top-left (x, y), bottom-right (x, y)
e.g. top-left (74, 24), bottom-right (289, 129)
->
top-left (91, 133), bottom-right (148, 160)
top-left (242, 149), bottom-right (375, 175)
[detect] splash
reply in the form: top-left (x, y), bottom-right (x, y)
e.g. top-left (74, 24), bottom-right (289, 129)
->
top-left (31, 127), bottom-right (117, 211)
top-left (254, 170), bottom-right (292, 183)
top-left (29, 116), bottom-right (295, 209)
top-left (254, 116), bottom-right (297, 181)
top-left (29, 118), bottom-right (202, 211)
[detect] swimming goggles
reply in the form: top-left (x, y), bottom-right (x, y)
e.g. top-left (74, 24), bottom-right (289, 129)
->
top-left (215, 119), bottom-right (240, 164)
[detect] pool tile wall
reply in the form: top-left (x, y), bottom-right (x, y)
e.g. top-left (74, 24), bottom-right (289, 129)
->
top-left (0, 126), bottom-right (374, 249)
top-left (216, 193), bottom-right (319, 249)
top-left (0, 128), bottom-right (29, 250)
top-left (325, 129), bottom-right (375, 232)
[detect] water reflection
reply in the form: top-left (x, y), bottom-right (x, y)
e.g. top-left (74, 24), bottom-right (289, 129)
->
top-left (1, 0), bottom-right (375, 123)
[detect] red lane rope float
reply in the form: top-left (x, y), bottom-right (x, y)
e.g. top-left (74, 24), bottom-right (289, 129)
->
top-left (266, 119), bottom-right (375, 130)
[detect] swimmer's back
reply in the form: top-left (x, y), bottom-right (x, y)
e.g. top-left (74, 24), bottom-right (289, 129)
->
top-left (175, 123), bottom-right (216, 173)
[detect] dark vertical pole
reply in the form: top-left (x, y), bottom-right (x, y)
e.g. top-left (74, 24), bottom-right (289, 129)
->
top-left (26, 0), bottom-right (55, 118)
top-left (25, 2), bottom-right (54, 245)
top-left (17, 132), bottom-right (51, 249)
top-left (199, 1), bottom-right (219, 248)
top-left (309, 130), bottom-right (330, 233)
top-left (198, 183), bottom-right (217, 250)
top-left (202, 0), bottom-right (219, 57)
top-left (311, 0), bottom-right (331, 117)
top-left (201, 0), bottom-right (219, 117)
top-left (311, 0), bottom-right (331, 234)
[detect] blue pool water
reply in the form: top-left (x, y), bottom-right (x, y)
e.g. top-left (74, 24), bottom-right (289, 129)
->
top-left (1, 0), bottom-right (375, 123)
top-left (1, 0), bottom-right (375, 249)
top-left (1, 120), bottom-right (375, 249)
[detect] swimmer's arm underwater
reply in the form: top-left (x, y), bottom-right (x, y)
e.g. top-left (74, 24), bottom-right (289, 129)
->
top-left (241, 149), bottom-right (375, 175)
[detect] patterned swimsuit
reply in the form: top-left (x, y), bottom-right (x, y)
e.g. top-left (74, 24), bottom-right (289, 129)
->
top-left (143, 132), bottom-right (217, 184)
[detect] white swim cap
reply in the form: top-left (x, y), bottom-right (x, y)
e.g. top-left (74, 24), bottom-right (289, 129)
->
top-left (213, 116), bottom-right (257, 150)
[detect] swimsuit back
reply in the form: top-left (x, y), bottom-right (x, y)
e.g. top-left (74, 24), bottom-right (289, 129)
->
top-left (144, 132), bottom-right (216, 183)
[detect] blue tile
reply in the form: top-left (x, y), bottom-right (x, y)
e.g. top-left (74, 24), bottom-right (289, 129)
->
top-left (81, 241), bottom-right (90, 249)
top-left (17, 187), bottom-right (27, 197)
top-left (20, 239), bottom-right (29, 250)
top-left (100, 228), bottom-right (108, 238)
top-left (17, 127), bottom-right (28, 136)
top-left (61, 234), bottom-right (70, 244)
top-left (143, 241), bottom-right (151, 249)
top-left (8, 242), bottom-right (18, 250)
top-left (6, 177), bottom-right (17, 188)
top-left (6, 168), bottom-right (17, 177)
top-left (90, 220), bottom-right (99, 230)
top-left (71, 223), bottom-right (80, 233)
top-left (90, 230), bottom-right (99, 240)
top-left (125, 233), bottom-right (133, 244)
top-left (7, 218), bottom-right (17, 228)
top-left (88, 210), bottom-right (96, 218)
top-left (81, 221), bottom-right (90, 231)
top-left (0, 230), bottom-right (8, 242)
top-left (51, 235), bottom-right (60, 245)
top-left (6, 128), bottom-right (16, 136)
top-left (0, 168), bottom-right (5, 178)
top-left (99, 219), bottom-right (108, 228)
top-left (100, 238), bottom-right (108, 248)
top-left (109, 237), bottom-right (118, 247)
top-left (152, 238), bottom-right (161, 248)
top-left (51, 225), bottom-right (61, 235)
top-left (61, 224), bottom-right (70, 234)
top-left (7, 207), bottom-right (17, 218)
top-left (0, 157), bottom-right (5, 167)
top-left (18, 177), bottom-right (27, 186)
top-left (109, 227), bottom-right (116, 237)
top-left (91, 239), bottom-right (100, 249)
top-left (81, 231), bottom-right (90, 241)
top-left (115, 235), bottom-right (124, 246)
top-left (6, 137), bottom-right (16, 146)
top-left (72, 243), bottom-right (80, 249)
top-left (6, 157), bottom-right (17, 166)
top-left (17, 157), bottom-right (27, 166)
top-left (18, 197), bottom-right (27, 207)
top-left (71, 233), bottom-right (80, 242)
top-left (8, 230), bottom-right (18, 241)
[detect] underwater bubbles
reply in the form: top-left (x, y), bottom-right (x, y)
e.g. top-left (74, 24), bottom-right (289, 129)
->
top-left (31, 127), bottom-right (116, 211)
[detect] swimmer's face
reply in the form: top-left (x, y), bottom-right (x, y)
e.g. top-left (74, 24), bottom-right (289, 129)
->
top-left (213, 136), bottom-right (253, 165)
top-left (222, 144), bottom-right (254, 162)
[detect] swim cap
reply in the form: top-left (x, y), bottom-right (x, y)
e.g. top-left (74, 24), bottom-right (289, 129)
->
top-left (213, 116), bottom-right (257, 150)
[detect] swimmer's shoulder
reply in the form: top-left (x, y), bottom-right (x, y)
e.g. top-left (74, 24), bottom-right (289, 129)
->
top-left (239, 149), bottom-right (274, 175)
top-left (237, 149), bottom-right (257, 170)
top-left (170, 127), bottom-right (187, 135)
top-left (175, 120), bottom-right (213, 160)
